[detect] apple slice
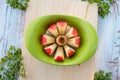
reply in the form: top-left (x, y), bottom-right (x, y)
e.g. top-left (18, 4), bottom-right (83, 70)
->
top-left (64, 45), bottom-right (75, 57)
top-left (65, 27), bottom-right (78, 38)
top-left (65, 26), bottom-right (71, 34)
top-left (54, 47), bottom-right (64, 61)
top-left (67, 37), bottom-right (80, 48)
top-left (57, 21), bottom-right (67, 34)
top-left (44, 43), bottom-right (57, 55)
top-left (41, 34), bottom-right (55, 45)
top-left (48, 24), bottom-right (58, 37)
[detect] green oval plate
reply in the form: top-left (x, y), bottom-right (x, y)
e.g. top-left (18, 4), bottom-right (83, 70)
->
top-left (25, 15), bottom-right (98, 66)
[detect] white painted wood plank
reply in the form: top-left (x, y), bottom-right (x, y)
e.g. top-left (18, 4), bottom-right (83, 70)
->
top-left (0, 0), bottom-right (8, 58)
top-left (0, 0), bottom-right (25, 57)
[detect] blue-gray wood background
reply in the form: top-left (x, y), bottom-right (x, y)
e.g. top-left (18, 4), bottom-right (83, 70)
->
top-left (0, 0), bottom-right (120, 80)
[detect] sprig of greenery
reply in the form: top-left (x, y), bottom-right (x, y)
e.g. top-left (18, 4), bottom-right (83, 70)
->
top-left (82, 0), bottom-right (115, 18)
top-left (98, 1), bottom-right (110, 18)
top-left (0, 46), bottom-right (26, 80)
top-left (6, 0), bottom-right (30, 10)
top-left (94, 70), bottom-right (112, 80)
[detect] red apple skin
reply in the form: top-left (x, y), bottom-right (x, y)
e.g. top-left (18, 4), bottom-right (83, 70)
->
top-left (55, 56), bottom-right (64, 61)
top-left (44, 48), bottom-right (52, 55)
top-left (68, 50), bottom-right (75, 57)
top-left (72, 28), bottom-right (78, 36)
top-left (41, 35), bottom-right (47, 45)
top-left (57, 22), bottom-right (66, 26)
top-left (48, 24), bottom-right (57, 30)
top-left (75, 37), bottom-right (80, 46)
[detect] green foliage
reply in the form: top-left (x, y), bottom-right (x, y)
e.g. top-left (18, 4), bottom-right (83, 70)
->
top-left (94, 70), bottom-right (112, 80)
top-left (98, 1), bottom-right (110, 18)
top-left (0, 46), bottom-right (26, 80)
top-left (82, 0), bottom-right (115, 18)
top-left (6, 0), bottom-right (30, 10)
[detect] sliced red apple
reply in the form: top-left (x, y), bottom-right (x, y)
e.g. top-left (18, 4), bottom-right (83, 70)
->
top-left (67, 37), bottom-right (80, 48)
top-left (41, 34), bottom-right (55, 45)
top-left (65, 27), bottom-right (78, 38)
top-left (54, 47), bottom-right (64, 61)
top-left (64, 45), bottom-right (75, 57)
top-left (48, 24), bottom-right (58, 37)
top-left (41, 22), bottom-right (80, 61)
top-left (44, 43), bottom-right (57, 55)
top-left (57, 21), bottom-right (67, 34)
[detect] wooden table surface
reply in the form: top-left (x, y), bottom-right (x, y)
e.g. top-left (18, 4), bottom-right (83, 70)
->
top-left (0, 0), bottom-right (120, 80)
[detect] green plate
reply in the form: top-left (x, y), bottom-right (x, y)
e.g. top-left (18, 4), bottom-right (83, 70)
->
top-left (25, 15), bottom-right (98, 66)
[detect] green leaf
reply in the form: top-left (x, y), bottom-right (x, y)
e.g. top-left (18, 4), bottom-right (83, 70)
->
top-left (94, 70), bottom-right (112, 80)
top-left (6, 0), bottom-right (30, 11)
top-left (0, 46), bottom-right (26, 80)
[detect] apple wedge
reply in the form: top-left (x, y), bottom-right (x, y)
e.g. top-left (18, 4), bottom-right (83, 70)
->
top-left (65, 27), bottom-right (78, 38)
top-left (44, 43), bottom-right (57, 55)
top-left (54, 47), bottom-right (64, 61)
top-left (64, 45), bottom-right (75, 57)
top-left (41, 34), bottom-right (55, 45)
top-left (57, 21), bottom-right (67, 34)
top-left (48, 24), bottom-right (58, 37)
top-left (67, 37), bottom-right (80, 48)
